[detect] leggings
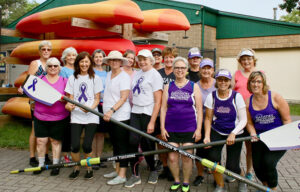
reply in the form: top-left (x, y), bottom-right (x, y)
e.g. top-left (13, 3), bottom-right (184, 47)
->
top-left (108, 120), bottom-right (130, 168)
top-left (252, 140), bottom-right (286, 188)
top-left (207, 129), bottom-right (243, 174)
top-left (61, 116), bottom-right (71, 153)
top-left (70, 123), bottom-right (97, 154)
top-left (128, 113), bottom-right (156, 176)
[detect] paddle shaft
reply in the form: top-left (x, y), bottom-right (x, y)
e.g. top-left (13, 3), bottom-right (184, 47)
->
top-left (62, 96), bottom-right (271, 192)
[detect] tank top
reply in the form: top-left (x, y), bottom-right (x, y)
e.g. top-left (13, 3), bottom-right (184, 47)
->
top-left (248, 91), bottom-right (283, 134)
top-left (35, 60), bottom-right (47, 76)
top-left (212, 90), bottom-right (237, 134)
top-left (165, 81), bottom-right (197, 132)
top-left (234, 70), bottom-right (251, 101)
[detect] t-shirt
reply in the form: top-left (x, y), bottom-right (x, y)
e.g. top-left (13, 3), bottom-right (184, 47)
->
top-left (34, 76), bottom-right (69, 121)
top-left (158, 68), bottom-right (175, 85)
top-left (65, 74), bottom-right (103, 124)
top-left (59, 67), bottom-right (74, 78)
top-left (103, 71), bottom-right (131, 121)
top-left (131, 68), bottom-right (163, 116)
top-left (187, 69), bottom-right (200, 82)
top-left (94, 69), bottom-right (107, 102)
top-left (204, 89), bottom-right (245, 135)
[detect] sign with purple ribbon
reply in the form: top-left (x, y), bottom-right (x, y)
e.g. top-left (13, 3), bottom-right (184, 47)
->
top-left (27, 78), bottom-right (38, 92)
top-left (133, 77), bottom-right (144, 94)
top-left (78, 83), bottom-right (88, 102)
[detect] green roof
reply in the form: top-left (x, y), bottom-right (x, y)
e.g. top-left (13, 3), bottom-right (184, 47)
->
top-left (1, 0), bottom-right (300, 44)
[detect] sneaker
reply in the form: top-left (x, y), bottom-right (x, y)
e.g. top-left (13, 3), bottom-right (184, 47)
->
top-left (167, 169), bottom-right (174, 181)
top-left (181, 184), bottom-right (190, 192)
top-left (159, 166), bottom-right (169, 179)
top-left (225, 175), bottom-right (236, 183)
top-left (213, 186), bottom-right (227, 192)
top-left (124, 175), bottom-right (141, 188)
top-left (238, 182), bottom-right (247, 192)
top-left (103, 171), bottom-right (118, 178)
top-left (245, 173), bottom-right (253, 180)
top-left (50, 168), bottom-right (60, 176)
top-left (155, 160), bottom-right (163, 171)
top-left (107, 176), bottom-right (126, 185)
top-left (193, 175), bottom-right (204, 186)
top-left (29, 157), bottom-right (38, 167)
top-left (69, 170), bottom-right (80, 179)
top-left (64, 155), bottom-right (71, 163)
top-left (33, 170), bottom-right (43, 175)
top-left (148, 171), bottom-right (158, 184)
top-left (84, 170), bottom-right (93, 179)
top-left (169, 182), bottom-right (181, 192)
top-left (92, 164), bottom-right (100, 170)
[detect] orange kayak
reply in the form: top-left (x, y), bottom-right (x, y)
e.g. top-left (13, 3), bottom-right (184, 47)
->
top-left (14, 71), bottom-right (28, 88)
top-left (16, 0), bottom-right (143, 36)
top-left (10, 38), bottom-right (136, 61)
top-left (2, 97), bottom-right (31, 119)
top-left (135, 44), bottom-right (166, 53)
top-left (133, 9), bottom-right (190, 32)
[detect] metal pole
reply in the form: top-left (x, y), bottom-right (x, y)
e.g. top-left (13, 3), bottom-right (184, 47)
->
top-left (201, 6), bottom-right (205, 51)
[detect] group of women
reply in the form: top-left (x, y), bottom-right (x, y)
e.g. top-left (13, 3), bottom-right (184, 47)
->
top-left (20, 41), bottom-right (291, 192)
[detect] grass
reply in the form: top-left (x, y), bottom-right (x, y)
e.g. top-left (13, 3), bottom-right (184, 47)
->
top-left (289, 104), bottom-right (300, 116)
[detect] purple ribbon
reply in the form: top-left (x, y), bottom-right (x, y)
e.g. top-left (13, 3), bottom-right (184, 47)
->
top-left (133, 77), bottom-right (143, 94)
top-left (78, 84), bottom-right (88, 102)
top-left (27, 78), bottom-right (38, 92)
top-left (298, 123), bottom-right (300, 130)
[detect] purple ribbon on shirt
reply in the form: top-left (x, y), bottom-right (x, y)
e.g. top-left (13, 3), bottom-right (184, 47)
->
top-left (78, 84), bottom-right (88, 102)
top-left (133, 77), bottom-right (143, 94)
top-left (28, 78), bottom-right (38, 92)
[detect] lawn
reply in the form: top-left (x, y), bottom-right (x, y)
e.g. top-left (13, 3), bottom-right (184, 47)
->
top-left (289, 104), bottom-right (300, 116)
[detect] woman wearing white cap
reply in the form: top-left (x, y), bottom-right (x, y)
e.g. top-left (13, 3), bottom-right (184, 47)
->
top-left (101, 51), bottom-right (131, 185)
top-left (232, 48), bottom-right (257, 190)
top-left (125, 49), bottom-right (163, 188)
top-left (203, 69), bottom-right (247, 192)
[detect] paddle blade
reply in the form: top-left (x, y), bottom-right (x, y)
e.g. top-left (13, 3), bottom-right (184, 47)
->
top-left (22, 75), bottom-right (62, 106)
top-left (260, 120), bottom-right (300, 151)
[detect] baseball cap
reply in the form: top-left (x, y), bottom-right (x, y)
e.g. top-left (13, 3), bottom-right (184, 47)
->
top-left (238, 49), bottom-right (254, 58)
top-left (188, 47), bottom-right (203, 59)
top-left (151, 48), bottom-right (162, 54)
top-left (215, 69), bottom-right (232, 80)
top-left (137, 49), bottom-right (155, 65)
top-left (200, 59), bottom-right (214, 68)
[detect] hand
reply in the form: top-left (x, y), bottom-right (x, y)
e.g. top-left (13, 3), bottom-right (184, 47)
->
top-left (18, 86), bottom-right (23, 95)
top-left (193, 129), bottom-right (201, 142)
top-left (226, 133), bottom-right (236, 145)
top-left (161, 128), bottom-right (169, 141)
top-left (250, 133), bottom-right (259, 142)
top-left (103, 110), bottom-right (113, 122)
top-left (80, 107), bottom-right (88, 113)
top-left (65, 103), bottom-right (75, 112)
top-left (147, 121), bottom-right (155, 134)
top-left (203, 137), bottom-right (211, 148)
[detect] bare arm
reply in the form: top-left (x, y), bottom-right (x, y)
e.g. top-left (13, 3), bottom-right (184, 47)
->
top-left (18, 60), bottom-right (39, 94)
top-left (204, 108), bottom-right (213, 145)
top-left (272, 92), bottom-right (291, 125)
top-left (147, 90), bottom-right (162, 134)
top-left (193, 84), bottom-right (203, 142)
top-left (245, 99), bottom-right (259, 141)
top-left (160, 85), bottom-right (169, 141)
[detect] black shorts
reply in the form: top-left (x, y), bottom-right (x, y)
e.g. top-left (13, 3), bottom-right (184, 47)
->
top-left (168, 132), bottom-right (195, 143)
top-left (34, 116), bottom-right (69, 141)
top-left (96, 104), bottom-right (109, 133)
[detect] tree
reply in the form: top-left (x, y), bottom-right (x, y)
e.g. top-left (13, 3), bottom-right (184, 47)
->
top-left (279, 0), bottom-right (300, 13)
top-left (0, 0), bottom-right (40, 27)
top-left (280, 9), bottom-right (300, 23)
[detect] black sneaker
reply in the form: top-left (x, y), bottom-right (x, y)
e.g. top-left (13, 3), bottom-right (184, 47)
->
top-left (92, 164), bottom-right (100, 170)
top-left (193, 176), bottom-right (204, 186)
top-left (84, 170), bottom-right (93, 179)
top-left (33, 170), bottom-right (43, 175)
top-left (159, 166), bottom-right (169, 179)
top-left (167, 168), bottom-right (174, 181)
top-left (50, 168), bottom-right (60, 176)
top-left (155, 160), bottom-right (163, 171)
top-left (29, 157), bottom-right (38, 167)
top-left (45, 154), bottom-right (52, 165)
top-left (69, 170), bottom-right (80, 179)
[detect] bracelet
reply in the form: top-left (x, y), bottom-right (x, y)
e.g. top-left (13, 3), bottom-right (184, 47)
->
top-left (110, 107), bottom-right (116, 113)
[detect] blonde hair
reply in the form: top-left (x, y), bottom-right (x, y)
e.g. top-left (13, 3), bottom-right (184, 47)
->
top-left (247, 71), bottom-right (269, 94)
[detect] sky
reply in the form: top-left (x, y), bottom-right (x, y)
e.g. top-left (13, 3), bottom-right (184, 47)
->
top-left (33, 0), bottom-right (288, 20)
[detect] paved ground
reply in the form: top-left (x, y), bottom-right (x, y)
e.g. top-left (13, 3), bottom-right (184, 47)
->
top-left (0, 116), bottom-right (299, 192)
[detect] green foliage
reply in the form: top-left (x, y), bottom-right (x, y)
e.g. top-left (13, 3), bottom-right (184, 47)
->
top-left (279, 0), bottom-right (300, 13)
top-left (289, 104), bottom-right (300, 116)
top-left (0, 0), bottom-right (40, 27)
top-left (280, 9), bottom-right (300, 23)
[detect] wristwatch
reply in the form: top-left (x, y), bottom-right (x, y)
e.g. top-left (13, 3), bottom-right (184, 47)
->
top-left (110, 107), bottom-right (116, 113)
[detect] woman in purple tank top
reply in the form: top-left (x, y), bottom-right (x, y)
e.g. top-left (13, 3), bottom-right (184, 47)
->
top-left (246, 71), bottom-right (291, 191)
top-left (160, 57), bottom-right (202, 192)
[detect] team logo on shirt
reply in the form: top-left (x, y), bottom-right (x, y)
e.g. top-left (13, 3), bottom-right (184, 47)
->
top-left (78, 82), bottom-right (88, 102)
top-left (133, 76), bottom-right (144, 95)
top-left (216, 106), bottom-right (230, 113)
top-left (254, 114), bottom-right (275, 124)
top-left (170, 90), bottom-right (190, 101)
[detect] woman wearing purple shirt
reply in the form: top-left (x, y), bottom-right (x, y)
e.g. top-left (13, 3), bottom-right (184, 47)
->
top-left (160, 57), bottom-right (202, 192)
top-left (246, 71), bottom-right (291, 191)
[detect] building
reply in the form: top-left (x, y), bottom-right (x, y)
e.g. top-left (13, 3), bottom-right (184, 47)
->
top-left (1, 0), bottom-right (300, 102)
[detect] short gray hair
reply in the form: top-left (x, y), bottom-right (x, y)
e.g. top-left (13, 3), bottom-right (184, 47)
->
top-left (61, 47), bottom-right (78, 65)
top-left (45, 57), bottom-right (61, 71)
top-left (172, 56), bottom-right (188, 68)
top-left (38, 40), bottom-right (52, 50)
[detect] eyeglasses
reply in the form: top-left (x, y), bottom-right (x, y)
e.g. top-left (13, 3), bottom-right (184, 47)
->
top-left (174, 67), bottom-right (187, 70)
top-left (41, 48), bottom-right (52, 52)
top-left (217, 78), bottom-right (230, 82)
top-left (250, 80), bottom-right (262, 84)
top-left (153, 53), bottom-right (161, 57)
top-left (48, 65), bottom-right (59, 68)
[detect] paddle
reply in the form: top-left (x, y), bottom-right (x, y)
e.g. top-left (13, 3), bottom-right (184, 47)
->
top-left (10, 136), bottom-right (253, 174)
top-left (21, 75), bottom-right (278, 191)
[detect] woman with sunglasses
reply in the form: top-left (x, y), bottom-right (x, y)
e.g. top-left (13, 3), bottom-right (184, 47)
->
top-left (33, 57), bottom-right (69, 176)
top-left (203, 69), bottom-right (247, 192)
top-left (18, 40), bottom-right (53, 167)
top-left (65, 52), bottom-right (103, 180)
top-left (246, 71), bottom-right (291, 191)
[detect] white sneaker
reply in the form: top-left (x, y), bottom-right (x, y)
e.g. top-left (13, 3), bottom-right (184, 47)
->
top-left (103, 171), bottom-right (118, 178)
top-left (107, 176), bottom-right (126, 185)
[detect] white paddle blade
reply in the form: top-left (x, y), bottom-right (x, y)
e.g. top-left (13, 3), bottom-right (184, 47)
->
top-left (260, 120), bottom-right (300, 151)
top-left (23, 75), bottom-right (62, 106)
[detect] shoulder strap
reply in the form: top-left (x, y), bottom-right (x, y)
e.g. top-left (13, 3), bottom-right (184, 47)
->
top-left (212, 90), bottom-right (216, 108)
